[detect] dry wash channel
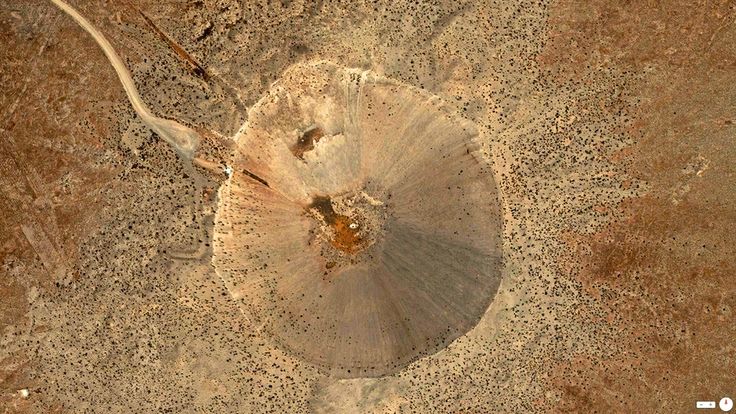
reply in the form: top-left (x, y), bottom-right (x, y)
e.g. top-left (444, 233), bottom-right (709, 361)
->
top-left (213, 62), bottom-right (504, 378)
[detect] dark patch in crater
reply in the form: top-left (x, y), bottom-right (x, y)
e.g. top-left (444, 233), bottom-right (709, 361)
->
top-left (241, 169), bottom-right (270, 187)
top-left (291, 126), bottom-right (325, 160)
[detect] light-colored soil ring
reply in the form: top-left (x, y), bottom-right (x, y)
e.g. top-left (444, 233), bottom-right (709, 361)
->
top-left (213, 61), bottom-right (503, 378)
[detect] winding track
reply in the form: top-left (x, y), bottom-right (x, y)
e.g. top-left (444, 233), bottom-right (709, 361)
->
top-left (50, 0), bottom-right (200, 158)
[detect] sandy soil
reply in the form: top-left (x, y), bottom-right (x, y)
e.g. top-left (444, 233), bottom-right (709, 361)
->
top-left (1, 0), bottom-right (733, 412)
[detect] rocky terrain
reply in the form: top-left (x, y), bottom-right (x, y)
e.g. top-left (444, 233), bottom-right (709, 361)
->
top-left (1, 0), bottom-right (734, 412)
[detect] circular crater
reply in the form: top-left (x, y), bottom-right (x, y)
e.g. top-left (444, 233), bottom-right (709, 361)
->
top-left (213, 61), bottom-right (503, 377)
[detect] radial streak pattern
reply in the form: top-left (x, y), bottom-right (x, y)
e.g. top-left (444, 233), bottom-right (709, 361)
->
top-left (214, 61), bottom-right (503, 377)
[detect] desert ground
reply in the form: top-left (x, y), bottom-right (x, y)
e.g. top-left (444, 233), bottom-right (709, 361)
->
top-left (1, 0), bottom-right (734, 413)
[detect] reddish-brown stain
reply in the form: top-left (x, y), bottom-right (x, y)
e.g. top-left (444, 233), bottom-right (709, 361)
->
top-left (329, 215), bottom-right (362, 254)
top-left (537, 0), bottom-right (736, 411)
top-left (308, 196), bottom-right (364, 254)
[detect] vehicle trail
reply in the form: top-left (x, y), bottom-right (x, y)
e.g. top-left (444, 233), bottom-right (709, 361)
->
top-left (50, 0), bottom-right (200, 158)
